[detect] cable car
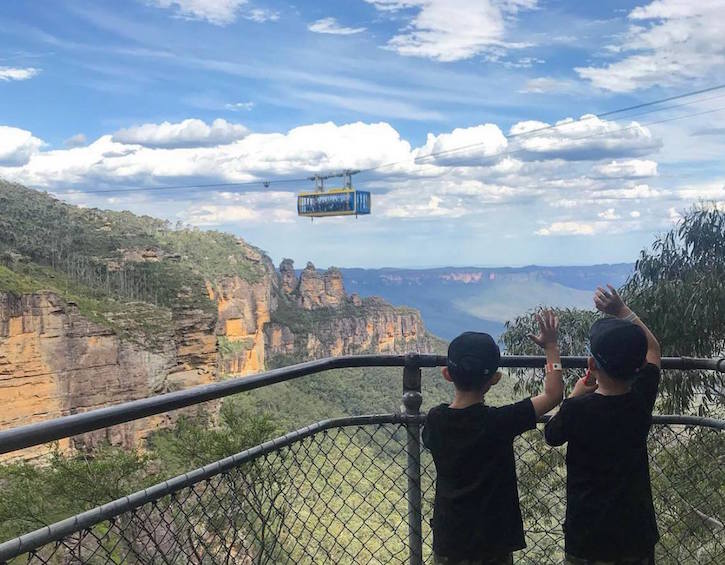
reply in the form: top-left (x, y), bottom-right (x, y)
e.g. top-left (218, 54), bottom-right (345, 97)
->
top-left (297, 170), bottom-right (371, 219)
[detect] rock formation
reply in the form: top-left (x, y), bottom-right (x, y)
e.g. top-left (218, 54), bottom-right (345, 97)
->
top-left (1, 250), bottom-right (430, 461)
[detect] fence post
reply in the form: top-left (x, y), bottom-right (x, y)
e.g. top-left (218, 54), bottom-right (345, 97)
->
top-left (403, 354), bottom-right (423, 565)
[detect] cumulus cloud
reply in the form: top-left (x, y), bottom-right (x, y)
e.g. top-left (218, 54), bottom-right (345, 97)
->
top-left (593, 159), bottom-right (658, 178)
top-left (510, 115), bottom-right (661, 161)
top-left (536, 221), bottom-right (595, 236)
top-left (0, 126), bottom-right (45, 166)
top-left (0, 117), bottom-right (681, 228)
top-left (597, 183), bottom-right (660, 199)
top-left (0, 121), bottom-right (413, 190)
top-left (112, 118), bottom-right (248, 148)
top-left (676, 181), bottom-right (725, 202)
top-left (365, 0), bottom-right (537, 62)
top-left (0, 67), bottom-right (40, 81)
top-left (598, 208), bottom-right (621, 220)
top-left (576, 1), bottom-right (725, 92)
top-left (415, 124), bottom-right (508, 166)
top-left (308, 17), bottom-right (366, 35)
top-left (64, 133), bottom-right (87, 148)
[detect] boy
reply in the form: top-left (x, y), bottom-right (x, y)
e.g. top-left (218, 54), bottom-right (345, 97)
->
top-left (545, 285), bottom-right (661, 565)
top-left (422, 311), bottom-right (565, 564)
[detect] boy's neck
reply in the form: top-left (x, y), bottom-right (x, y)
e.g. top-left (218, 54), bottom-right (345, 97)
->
top-left (450, 388), bottom-right (486, 409)
top-left (595, 374), bottom-right (632, 396)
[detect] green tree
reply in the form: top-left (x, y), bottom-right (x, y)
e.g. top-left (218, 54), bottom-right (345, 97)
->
top-left (622, 205), bottom-right (725, 412)
top-left (503, 205), bottom-right (725, 414)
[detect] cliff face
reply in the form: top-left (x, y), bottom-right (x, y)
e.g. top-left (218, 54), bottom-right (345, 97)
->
top-left (266, 260), bottom-right (429, 365)
top-left (1, 250), bottom-right (429, 460)
top-left (0, 292), bottom-right (216, 461)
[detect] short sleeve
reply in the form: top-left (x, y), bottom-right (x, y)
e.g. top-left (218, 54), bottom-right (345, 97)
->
top-left (544, 400), bottom-right (569, 446)
top-left (632, 363), bottom-right (661, 413)
top-left (495, 398), bottom-right (536, 438)
top-left (421, 407), bottom-right (437, 450)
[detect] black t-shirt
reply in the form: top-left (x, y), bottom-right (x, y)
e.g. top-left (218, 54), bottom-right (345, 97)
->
top-left (544, 364), bottom-right (661, 561)
top-left (422, 399), bottom-right (537, 560)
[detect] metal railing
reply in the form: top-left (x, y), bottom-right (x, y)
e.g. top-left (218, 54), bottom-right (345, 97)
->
top-left (0, 355), bottom-right (723, 564)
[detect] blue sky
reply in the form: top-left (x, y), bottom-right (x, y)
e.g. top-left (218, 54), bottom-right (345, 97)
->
top-left (1, 0), bottom-right (724, 268)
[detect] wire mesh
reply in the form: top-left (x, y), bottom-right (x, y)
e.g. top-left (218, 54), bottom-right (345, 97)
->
top-left (2, 420), bottom-right (723, 564)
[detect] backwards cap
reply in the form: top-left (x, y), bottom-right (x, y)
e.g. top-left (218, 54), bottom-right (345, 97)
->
top-left (447, 332), bottom-right (500, 390)
top-left (589, 318), bottom-right (647, 380)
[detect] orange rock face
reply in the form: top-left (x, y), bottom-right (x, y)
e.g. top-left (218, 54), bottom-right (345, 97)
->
top-left (1, 251), bottom-right (431, 461)
top-left (0, 292), bottom-right (216, 462)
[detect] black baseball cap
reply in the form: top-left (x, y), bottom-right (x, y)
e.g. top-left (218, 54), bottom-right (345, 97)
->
top-left (589, 318), bottom-right (647, 380)
top-left (447, 332), bottom-right (501, 390)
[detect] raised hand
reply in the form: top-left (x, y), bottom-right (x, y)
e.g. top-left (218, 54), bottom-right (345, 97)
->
top-left (594, 284), bottom-right (627, 317)
top-left (528, 310), bottom-right (560, 349)
top-left (571, 375), bottom-right (598, 397)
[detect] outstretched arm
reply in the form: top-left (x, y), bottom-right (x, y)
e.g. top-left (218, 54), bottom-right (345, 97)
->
top-left (595, 285), bottom-right (661, 368)
top-left (528, 311), bottom-right (565, 417)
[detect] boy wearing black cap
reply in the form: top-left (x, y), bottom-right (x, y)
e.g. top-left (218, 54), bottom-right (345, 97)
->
top-left (423, 311), bottom-right (565, 565)
top-left (545, 285), bottom-right (661, 565)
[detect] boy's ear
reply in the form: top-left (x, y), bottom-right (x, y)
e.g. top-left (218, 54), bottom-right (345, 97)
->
top-left (587, 357), bottom-right (597, 372)
top-left (442, 367), bottom-right (453, 383)
top-left (483, 371), bottom-right (503, 393)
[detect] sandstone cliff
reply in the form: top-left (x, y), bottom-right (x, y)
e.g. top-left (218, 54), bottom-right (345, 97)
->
top-left (0, 183), bottom-right (431, 460)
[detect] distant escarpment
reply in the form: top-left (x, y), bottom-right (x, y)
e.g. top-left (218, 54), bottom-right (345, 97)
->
top-left (0, 181), bottom-right (430, 459)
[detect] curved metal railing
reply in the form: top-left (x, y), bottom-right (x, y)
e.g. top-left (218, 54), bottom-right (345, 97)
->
top-left (0, 355), bottom-right (723, 564)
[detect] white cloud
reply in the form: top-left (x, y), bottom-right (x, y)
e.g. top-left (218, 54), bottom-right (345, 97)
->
top-left (0, 117), bottom-right (691, 230)
top-left (668, 206), bottom-right (683, 222)
top-left (225, 101), bottom-right (255, 111)
top-left (181, 190), bottom-right (296, 224)
top-left (598, 208), bottom-right (621, 220)
top-left (415, 124), bottom-right (508, 166)
top-left (536, 221), bottom-right (595, 236)
top-left (576, 1), bottom-right (725, 92)
top-left (593, 159), bottom-right (658, 178)
top-left (64, 133), bottom-right (87, 148)
top-left (597, 183), bottom-right (661, 199)
top-left (365, 0), bottom-right (537, 62)
top-left (0, 67), bottom-right (40, 81)
top-left (112, 118), bottom-right (248, 148)
top-left (510, 115), bottom-right (661, 161)
top-left (148, 0), bottom-right (275, 25)
top-left (245, 8), bottom-right (278, 22)
top-left (630, 210), bottom-right (641, 218)
top-left (0, 126), bottom-right (45, 166)
top-left (676, 181), bottom-right (725, 202)
top-left (518, 76), bottom-right (578, 94)
top-left (308, 17), bottom-right (366, 35)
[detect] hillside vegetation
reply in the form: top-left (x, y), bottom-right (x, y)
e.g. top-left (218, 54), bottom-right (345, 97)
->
top-left (0, 180), bottom-right (265, 340)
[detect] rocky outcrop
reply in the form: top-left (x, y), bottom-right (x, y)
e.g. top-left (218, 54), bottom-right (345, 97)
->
top-left (280, 260), bottom-right (349, 310)
top-left (0, 292), bottom-right (216, 461)
top-left (279, 258), bottom-right (297, 295)
top-left (266, 262), bottom-right (430, 365)
top-left (0, 252), bottom-right (430, 461)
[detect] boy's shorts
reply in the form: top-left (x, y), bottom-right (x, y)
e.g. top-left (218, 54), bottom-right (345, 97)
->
top-left (564, 553), bottom-right (655, 565)
top-left (433, 552), bottom-right (513, 565)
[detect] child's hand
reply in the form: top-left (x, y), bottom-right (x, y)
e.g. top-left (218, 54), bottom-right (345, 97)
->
top-left (571, 375), bottom-right (598, 397)
top-left (528, 310), bottom-right (559, 350)
top-left (594, 284), bottom-right (628, 317)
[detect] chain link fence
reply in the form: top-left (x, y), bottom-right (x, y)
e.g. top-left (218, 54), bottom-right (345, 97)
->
top-left (2, 415), bottom-right (722, 564)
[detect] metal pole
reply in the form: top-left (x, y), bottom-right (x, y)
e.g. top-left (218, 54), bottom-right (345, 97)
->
top-left (403, 355), bottom-right (423, 565)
